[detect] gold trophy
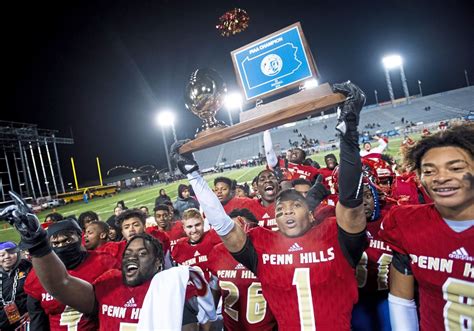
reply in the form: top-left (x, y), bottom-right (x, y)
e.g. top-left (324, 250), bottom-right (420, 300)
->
top-left (184, 68), bottom-right (228, 138)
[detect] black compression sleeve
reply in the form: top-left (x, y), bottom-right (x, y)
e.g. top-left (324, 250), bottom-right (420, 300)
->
top-left (230, 236), bottom-right (259, 274)
top-left (391, 250), bottom-right (413, 275)
top-left (337, 225), bottom-right (367, 268)
top-left (338, 130), bottom-right (363, 208)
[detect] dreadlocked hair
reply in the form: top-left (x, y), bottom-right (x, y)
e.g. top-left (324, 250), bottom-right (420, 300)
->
top-left (403, 122), bottom-right (473, 172)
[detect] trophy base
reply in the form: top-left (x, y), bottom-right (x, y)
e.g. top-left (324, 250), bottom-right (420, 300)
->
top-left (195, 122), bottom-right (227, 139)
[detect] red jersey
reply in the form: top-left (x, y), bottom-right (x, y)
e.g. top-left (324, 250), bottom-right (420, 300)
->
top-left (93, 269), bottom-right (150, 330)
top-left (222, 197), bottom-right (278, 231)
top-left (278, 158), bottom-right (320, 182)
top-left (207, 243), bottom-right (276, 331)
top-left (318, 167), bottom-right (335, 191)
top-left (379, 204), bottom-right (474, 331)
top-left (172, 230), bottom-right (221, 277)
top-left (24, 251), bottom-right (118, 331)
top-left (222, 197), bottom-right (255, 214)
top-left (165, 221), bottom-right (186, 250)
top-left (356, 215), bottom-right (392, 294)
top-left (145, 226), bottom-right (171, 253)
top-left (391, 172), bottom-right (432, 205)
top-left (96, 241), bottom-right (127, 267)
top-left (248, 218), bottom-right (358, 330)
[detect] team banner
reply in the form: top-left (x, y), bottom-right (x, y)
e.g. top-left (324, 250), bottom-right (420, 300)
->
top-left (231, 22), bottom-right (318, 101)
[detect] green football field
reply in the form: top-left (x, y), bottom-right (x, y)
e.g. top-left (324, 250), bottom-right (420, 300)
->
top-left (0, 136), bottom-right (408, 243)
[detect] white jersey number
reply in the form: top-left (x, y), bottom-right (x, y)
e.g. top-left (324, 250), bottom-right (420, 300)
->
top-left (219, 280), bottom-right (267, 324)
top-left (292, 268), bottom-right (316, 330)
top-left (442, 278), bottom-right (474, 331)
top-left (59, 306), bottom-right (83, 331)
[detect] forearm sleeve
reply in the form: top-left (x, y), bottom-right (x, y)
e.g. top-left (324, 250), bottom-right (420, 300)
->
top-left (230, 236), bottom-right (259, 274)
top-left (338, 130), bottom-right (363, 208)
top-left (187, 171), bottom-right (235, 236)
top-left (388, 293), bottom-right (419, 331)
top-left (374, 137), bottom-right (388, 153)
top-left (263, 130), bottom-right (278, 168)
top-left (337, 225), bottom-right (367, 268)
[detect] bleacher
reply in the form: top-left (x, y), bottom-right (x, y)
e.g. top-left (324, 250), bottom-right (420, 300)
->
top-left (194, 86), bottom-right (473, 169)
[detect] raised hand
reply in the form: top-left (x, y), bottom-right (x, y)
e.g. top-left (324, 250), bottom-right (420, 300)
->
top-left (170, 140), bottom-right (199, 175)
top-left (333, 81), bottom-right (366, 135)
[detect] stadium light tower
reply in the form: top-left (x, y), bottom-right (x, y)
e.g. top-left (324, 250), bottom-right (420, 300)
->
top-left (155, 111), bottom-right (176, 174)
top-left (224, 92), bottom-right (243, 126)
top-left (382, 54), bottom-right (410, 106)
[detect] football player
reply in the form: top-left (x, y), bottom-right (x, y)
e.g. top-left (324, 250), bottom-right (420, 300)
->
top-left (206, 208), bottom-right (277, 330)
top-left (172, 208), bottom-right (221, 275)
top-left (380, 123), bottom-right (474, 330)
top-left (264, 130), bottom-right (320, 183)
top-left (20, 218), bottom-right (118, 331)
top-left (147, 204), bottom-right (185, 251)
top-left (83, 220), bottom-right (109, 250)
top-left (172, 81), bottom-right (368, 330)
top-left (0, 197), bottom-right (209, 330)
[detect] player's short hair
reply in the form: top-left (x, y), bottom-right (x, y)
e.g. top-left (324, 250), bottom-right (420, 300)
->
top-left (45, 212), bottom-right (64, 223)
top-left (404, 123), bottom-right (474, 171)
top-left (291, 178), bottom-right (312, 187)
top-left (86, 220), bottom-right (109, 234)
top-left (116, 209), bottom-right (146, 228)
top-left (214, 176), bottom-right (234, 189)
top-left (139, 205), bottom-right (149, 211)
top-left (182, 208), bottom-right (203, 221)
top-left (256, 169), bottom-right (276, 181)
top-left (251, 176), bottom-right (259, 185)
top-left (124, 233), bottom-right (163, 264)
top-left (78, 211), bottom-right (99, 229)
top-left (228, 208), bottom-right (258, 224)
top-left (275, 189), bottom-right (308, 207)
top-left (153, 204), bottom-right (169, 213)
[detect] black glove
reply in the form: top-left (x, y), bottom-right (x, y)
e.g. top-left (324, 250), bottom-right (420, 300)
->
top-left (332, 81), bottom-right (366, 135)
top-left (170, 140), bottom-right (199, 175)
top-left (306, 175), bottom-right (330, 212)
top-left (0, 191), bottom-right (51, 257)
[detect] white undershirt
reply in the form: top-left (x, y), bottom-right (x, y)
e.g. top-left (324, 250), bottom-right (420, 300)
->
top-left (443, 219), bottom-right (474, 233)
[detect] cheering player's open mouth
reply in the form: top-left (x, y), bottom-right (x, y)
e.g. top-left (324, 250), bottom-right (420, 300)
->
top-left (125, 262), bottom-right (139, 277)
top-left (285, 218), bottom-right (297, 228)
top-left (432, 185), bottom-right (459, 197)
top-left (264, 185), bottom-right (276, 195)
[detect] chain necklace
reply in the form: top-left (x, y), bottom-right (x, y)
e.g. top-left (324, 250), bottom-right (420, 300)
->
top-left (0, 269), bottom-right (19, 305)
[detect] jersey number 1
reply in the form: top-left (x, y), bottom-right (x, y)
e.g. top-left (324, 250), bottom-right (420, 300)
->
top-left (292, 268), bottom-right (316, 330)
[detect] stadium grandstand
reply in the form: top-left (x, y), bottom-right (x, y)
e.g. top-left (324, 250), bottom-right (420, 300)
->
top-left (195, 86), bottom-right (473, 170)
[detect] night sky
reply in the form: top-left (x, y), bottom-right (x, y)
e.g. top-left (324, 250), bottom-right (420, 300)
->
top-left (4, 0), bottom-right (473, 185)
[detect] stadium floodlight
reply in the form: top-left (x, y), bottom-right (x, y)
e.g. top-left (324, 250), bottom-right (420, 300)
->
top-left (155, 110), bottom-right (176, 174)
top-left (303, 78), bottom-right (319, 89)
top-left (382, 55), bottom-right (403, 70)
top-left (156, 110), bottom-right (175, 127)
top-left (224, 92), bottom-right (243, 126)
top-left (225, 92), bottom-right (243, 112)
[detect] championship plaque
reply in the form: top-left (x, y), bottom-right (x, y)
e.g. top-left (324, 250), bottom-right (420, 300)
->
top-left (179, 22), bottom-right (345, 154)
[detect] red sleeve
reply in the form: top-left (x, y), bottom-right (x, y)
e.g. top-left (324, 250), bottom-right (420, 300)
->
top-left (378, 206), bottom-right (408, 254)
top-left (23, 270), bottom-right (41, 300)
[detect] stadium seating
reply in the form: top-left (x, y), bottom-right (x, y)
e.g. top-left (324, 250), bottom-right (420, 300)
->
top-left (195, 86), bottom-right (473, 169)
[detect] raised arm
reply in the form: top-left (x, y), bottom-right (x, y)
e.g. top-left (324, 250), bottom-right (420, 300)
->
top-left (0, 192), bottom-right (96, 315)
top-left (333, 82), bottom-right (366, 233)
top-left (332, 82), bottom-right (367, 268)
top-left (170, 142), bottom-right (247, 253)
top-left (263, 130), bottom-right (278, 168)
